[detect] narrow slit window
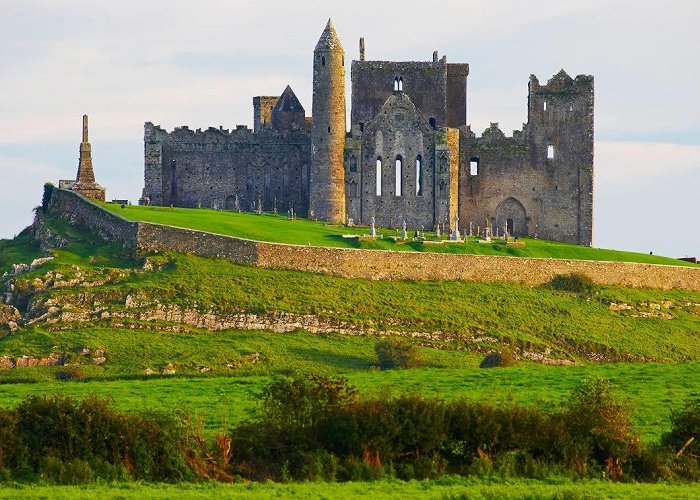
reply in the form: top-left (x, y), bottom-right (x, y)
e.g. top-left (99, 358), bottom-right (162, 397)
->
top-left (547, 145), bottom-right (555, 159)
top-left (469, 157), bottom-right (479, 176)
top-left (543, 101), bottom-right (547, 111)
top-left (376, 157), bottom-right (382, 196)
top-left (395, 155), bottom-right (403, 197)
top-left (416, 155), bottom-right (423, 196)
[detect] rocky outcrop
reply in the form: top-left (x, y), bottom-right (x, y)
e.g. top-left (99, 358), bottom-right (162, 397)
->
top-left (1, 257), bottom-right (54, 278)
top-left (0, 304), bottom-right (20, 330)
top-left (0, 347), bottom-right (106, 369)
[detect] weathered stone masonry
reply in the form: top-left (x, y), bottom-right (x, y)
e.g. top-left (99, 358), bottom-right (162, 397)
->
top-left (49, 189), bottom-right (700, 292)
top-left (142, 20), bottom-right (594, 246)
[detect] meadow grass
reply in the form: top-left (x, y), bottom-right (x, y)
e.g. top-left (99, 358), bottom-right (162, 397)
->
top-left (66, 250), bottom-right (700, 362)
top-left (100, 202), bottom-right (696, 267)
top-left (0, 228), bottom-right (42, 275)
top-left (2, 477), bottom-right (700, 499)
top-left (1, 333), bottom-right (699, 443)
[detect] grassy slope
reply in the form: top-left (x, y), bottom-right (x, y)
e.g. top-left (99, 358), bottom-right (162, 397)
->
top-left (0, 228), bottom-right (42, 275)
top-left (1, 327), bottom-right (700, 442)
top-left (3, 478), bottom-right (700, 499)
top-left (57, 250), bottom-right (700, 362)
top-left (101, 202), bottom-right (696, 266)
top-left (1, 217), bottom-right (700, 467)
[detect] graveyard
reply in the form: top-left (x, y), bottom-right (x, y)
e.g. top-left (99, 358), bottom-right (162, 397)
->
top-left (100, 201), bottom-right (694, 267)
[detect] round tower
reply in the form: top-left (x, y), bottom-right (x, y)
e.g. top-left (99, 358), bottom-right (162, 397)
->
top-left (310, 19), bottom-right (346, 224)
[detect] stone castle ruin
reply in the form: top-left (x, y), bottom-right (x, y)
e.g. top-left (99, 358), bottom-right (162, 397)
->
top-left (142, 20), bottom-right (593, 245)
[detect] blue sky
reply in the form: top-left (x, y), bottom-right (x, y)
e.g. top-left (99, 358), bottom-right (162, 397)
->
top-left (1, 0), bottom-right (698, 258)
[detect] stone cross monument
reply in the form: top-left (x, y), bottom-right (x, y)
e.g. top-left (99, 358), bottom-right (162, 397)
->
top-left (451, 213), bottom-right (460, 241)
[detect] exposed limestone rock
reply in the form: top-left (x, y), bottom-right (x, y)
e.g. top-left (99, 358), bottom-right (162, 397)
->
top-left (0, 356), bottom-right (14, 369)
top-left (0, 304), bottom-right (20, 327)
top-left (30, 257), bottom-right (54, 271)
top-left (609, 302), bottom-right (632, 311)
top-left (11, 353), bottom-right (65, 368)
top-left (161, 363), bottom-right (176, 375)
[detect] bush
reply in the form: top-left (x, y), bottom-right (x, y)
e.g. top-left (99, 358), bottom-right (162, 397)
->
top-left (55, 366), bottom-right (86, 381)
top-left (562, 378), bottom-right (637, 478)
top-left (261, 374), bottom-right (357, 431)
top-left (662, 398), bottom-right (700, 458)
top-left (480, 349), bottom-right (518, 368)
top-left (0, 409), bottom-right (22, 471)
top-left (11, 394), bottom-right (194, 482)
top-left (550, 273), bottom-right (595, 293)
top-left (375, 338), bottom-right (422, 369)
top-left (41, 183), bottom-right (54, 214)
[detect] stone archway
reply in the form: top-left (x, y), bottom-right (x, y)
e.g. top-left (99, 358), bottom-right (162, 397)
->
top-left (495, 198), bottom-right (527, 237)
top-left (224, 195), bottom-right (237, 211)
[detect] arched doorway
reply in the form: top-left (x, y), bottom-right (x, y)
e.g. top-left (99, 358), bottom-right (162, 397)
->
top-left (495, 198), bottom-right (527, 237)
top-left (224, 195), bottom-right (237, 211)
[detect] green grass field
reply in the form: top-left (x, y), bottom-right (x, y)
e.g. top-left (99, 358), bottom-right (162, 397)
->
top-left (2, 477), bottom-right (700, 499)
top-left (0, 228), bottom-right (42, 275)
top-left (100, 202), bottom-right (696, 267)
top-left (1, 330), bottom-right (699, 443)
top-left (2, 208), bottom-right (700, 493)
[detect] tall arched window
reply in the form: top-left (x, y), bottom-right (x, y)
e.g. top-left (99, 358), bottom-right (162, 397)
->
top-left (398, 77), bottom-right (403, 91)
top-left (393, 78), bottom-right (399, 91)
top-left (395, 155), bottom-right (403, 197)
top-left (375, 157), bottom-right (382, 196)
top-left (547, 145), bottom-right (555, 159)
top-left (415, 155), bottom-right (423, 196)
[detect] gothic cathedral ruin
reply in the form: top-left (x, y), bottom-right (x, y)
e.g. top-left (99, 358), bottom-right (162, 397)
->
top-left (142, 20), bottom-right (593, 245)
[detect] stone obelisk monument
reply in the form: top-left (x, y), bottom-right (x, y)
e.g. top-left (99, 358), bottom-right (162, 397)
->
top-left (69, 114), bottom-right (106, 201)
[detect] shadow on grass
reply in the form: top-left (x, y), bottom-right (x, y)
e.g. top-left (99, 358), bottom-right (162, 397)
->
top-left (289, 347), bottom-right (374, 370)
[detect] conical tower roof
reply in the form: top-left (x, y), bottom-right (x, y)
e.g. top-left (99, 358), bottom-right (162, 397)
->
top-left (273, 85), bottom-right (305, 113)
top-left (315, 18), bottom-right (343, 51)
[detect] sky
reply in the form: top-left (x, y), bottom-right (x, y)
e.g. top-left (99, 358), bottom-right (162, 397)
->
top-left (0, 0), bottom-right (698, 258)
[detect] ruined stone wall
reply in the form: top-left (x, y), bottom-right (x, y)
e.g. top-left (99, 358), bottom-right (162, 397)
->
top-left (136, 222), bottom-right (259, 265)
top-left (353, 92), bottom-right (437, 229)
top-left (446, 63), bottom-right (469, 128)
top-left (527, 72), bottom-right (594, 245)
top-left (51, 191), bottom-right (700, 292)
top-left (254, 243), bottom-right (700, 292)
top-left (48, 189), bottom-right (138, 251)
top-left (458, 71), bottom-right (594, 245)
top-left (144, 123), bottom-right (169, 207)
top-left (351, 60), bottom-right (468, 130)
top-left (253, 96), bottom-right (279, 133)
top-left (144, 123), bottom-right (311, 215)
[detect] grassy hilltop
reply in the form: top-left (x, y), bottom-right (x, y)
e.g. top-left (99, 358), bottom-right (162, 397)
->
top-left (1, 212), bottom-right (700, 495)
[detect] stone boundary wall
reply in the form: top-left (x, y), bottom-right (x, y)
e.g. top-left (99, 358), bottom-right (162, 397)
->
top-left (136, 222), bottom-right (259, 266)
top-left (255, 243), bottom-right (700, 291)
top-left (50, 188), bottom-right (700, 292)
top-left (49, 189), bottom-right (138, 251)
